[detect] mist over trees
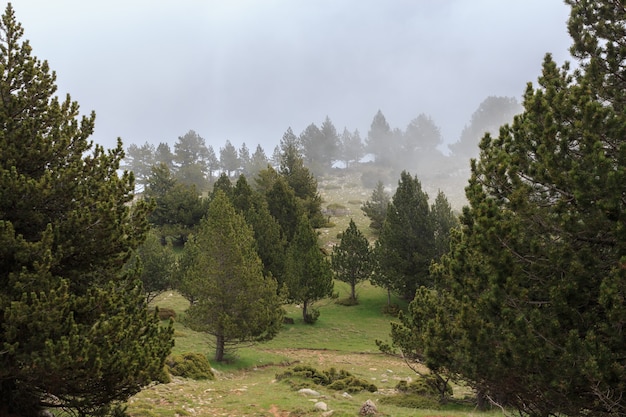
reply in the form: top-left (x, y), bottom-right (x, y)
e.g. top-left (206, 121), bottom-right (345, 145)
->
top-left (121, 98), bottom-right (520, 206)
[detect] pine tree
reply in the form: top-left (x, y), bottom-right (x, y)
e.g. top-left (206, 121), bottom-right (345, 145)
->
top-left (0, 5), bottom-right (173, 415)
top-left (361, 180), bottom-right (390, 232)
top-left (182, 191), bottom-right (284, 362)
top-left (278, 139), bottom-right (325, 228)
top-left (331, 219), bottom-right (373, 302)
top-left (144, 163), bottom-right (207, 245)
top-left (219, 139), bottom-right (239, 177)
top-left (372, 171), bottom-right (433, 300)
top-left (130, 231), bottom-right (176, 304)
top-left (284, 215), bottom-right (334, 323)
top-left (416, 2), bottom-right (626, 414)
top-left (366, 110), bottom-right (393, 166)
top-left (232, 176), bottom-right (286, 285)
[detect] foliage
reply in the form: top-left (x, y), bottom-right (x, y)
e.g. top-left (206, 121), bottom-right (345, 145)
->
top-left (165, 353), bottom-right (215, 380)
top-left (448, 96), bottom-right (521, 160)
top-left (232, 175), bottom-right (286, 286)
top-left (416, 2), bottom-right (626, 415)
top-left (284, 215), bottom-right (334, 322)
top-left (265, 174), bottom-right (302, 243)
top-left (0, 5), bottom-right (173, 415)
top-left (122, 141), bottom-right (155, 188)
top-left (339, 127), bottom-right (364, 168)
top-left (372, 171), bottom-right (434, 300)
top-left (129, 231), bottom-right (176, 304)
top-left (401, 113), bottom-right (445, 177)
top-left (219, 139), bottom-right (239, 176)
top-left (173, 130), bottom-right (211, 191)
top-left (181, 191), bottom-right (284, 362)
top-left (144, 163), bottom-right (207, 245)
top-left (366, 109), bottom-right (394, 166)
top-left (276, 365), bottom-right (377, 393)
top-left (361, 180), bottom-right (390, 232)
top-left (278, 131), bottom-right (326, 228)
top-left (331, 219), bottom-right (374, 301)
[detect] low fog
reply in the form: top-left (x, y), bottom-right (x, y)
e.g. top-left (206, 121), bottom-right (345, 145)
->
top-left (16, 0), bottom-right (571, 157)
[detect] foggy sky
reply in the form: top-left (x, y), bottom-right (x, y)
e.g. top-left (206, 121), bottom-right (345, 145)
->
top-left (13, 1), bottom-right (572, 152)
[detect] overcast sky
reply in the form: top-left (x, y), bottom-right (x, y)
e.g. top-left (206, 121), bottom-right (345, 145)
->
top-left (12, 1), bottom-right (572, 153)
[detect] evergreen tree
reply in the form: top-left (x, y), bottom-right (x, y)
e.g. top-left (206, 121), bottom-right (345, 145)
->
top-left (155, 141), bottom-right (175, 169)
top-left (284, 215), bottom-right (334, 323)
top-left (182, 191), bottom-right (284, 362)
top-left (331, 219), bottom-right (373, 302)
top-left (449, 96), bottom-right (521, 160)
top-left (206, 144), bottom-right (220, 183)
top-left (173, 130), bottom-right (210, 190)
top-left (248, 144), bottom-right (269, 177)
top-left (232, 175), bottom-right (286, 286)
top-left (366, 110), bottom-right (393, 166)
top-left (211, 172), bottom-right (233, 200)
top-left (219, 139), bottom-right (239, 177)
top-left (340, 127), bottom-right (364, 169)
top-left (0, 6), bottom-right (173, 415)
top-left (372, 171), bottom-right (433, 299)
top-left (265, 175), bottom-right (302, 243)
top-left (278, 138), bottom-right (325, 228)
top-left (401, 114), bottom-right (446, 178)
top-left (361, 180), bottom-right (390, 232)
top-left (430, 190), bottom-right (459, 260)
top-left (238, 142), bottom-right (251, 175)
top-left (123, 141), bottom-right (155, 188)
top-left (408, 3), bottom-right (626, 414)
top-left (299, 122), bottom-right (324, 169)
top-left (144, 163), bottom-right (207, 245)
top-left (129, 231), bottom-right (176, 304)
top-left (319, 116), bottom-right (340, 169)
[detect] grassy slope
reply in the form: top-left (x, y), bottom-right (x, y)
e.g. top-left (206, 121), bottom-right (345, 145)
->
top-left (127, 172), bottom-right (501, 417)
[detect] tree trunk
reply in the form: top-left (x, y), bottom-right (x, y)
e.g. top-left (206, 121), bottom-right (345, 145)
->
top-left (351, 283), bottom-right (357, 301)
top-left (302, 300), bottom-right (308, 322)
top-left (215, 333), bottom-right (225, 362)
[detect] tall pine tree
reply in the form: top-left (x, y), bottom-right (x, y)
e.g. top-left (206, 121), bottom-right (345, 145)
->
top-left (0, 5), bottom-right (173, 415)
top-left (402, 2), bottom-right (626, 415)
top-left (182, 191), bottom-right (284, 362)
top-left (284, 215), bottom-right (334, 323)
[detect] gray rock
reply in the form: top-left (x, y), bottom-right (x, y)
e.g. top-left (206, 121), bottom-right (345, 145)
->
top-left (359, 399), bottom-right (378, 416)
top-left (314, 401), bottom-right (328, 411)
top-left (298, 388), bottom-right (321, 396)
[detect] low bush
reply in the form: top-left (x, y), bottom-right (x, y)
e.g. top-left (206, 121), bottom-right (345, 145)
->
top-left (276, 365), bottom-right (377, 393)
top-left (335, 297), bottom-right (359, 306)
top-left (165, 352), bottom-right (214, 380)
top-left (304, 308), bottom-right (320, 324)
top-left (381, 303), bottom-right (401, 317)
top-left (149, 307), bottom-right (177, 321)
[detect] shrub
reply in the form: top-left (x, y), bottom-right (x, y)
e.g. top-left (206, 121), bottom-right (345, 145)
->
top-left (395, 375), bottom-right (453, 399)
top-left (325, 203), bottom-right (348, 216)
top-left (165, 352), bottom-right (214, 380)
top-left (335, 297), bottom-right (359, 306)
top-left (276, 365), bottom-right (377, 393)
top-left (148, 307), bottom-right (177, 321)
top-left (381, 303), bottom-right (401, 316)
top-left (304, 308), bottom-right (320, 324)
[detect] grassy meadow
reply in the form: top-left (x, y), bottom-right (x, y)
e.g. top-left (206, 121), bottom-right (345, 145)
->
top-left (126, 172), bottom-right (496, 417)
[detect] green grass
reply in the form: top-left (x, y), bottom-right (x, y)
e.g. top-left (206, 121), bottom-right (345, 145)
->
top-left (137, 285), bottom-right (500, 417)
